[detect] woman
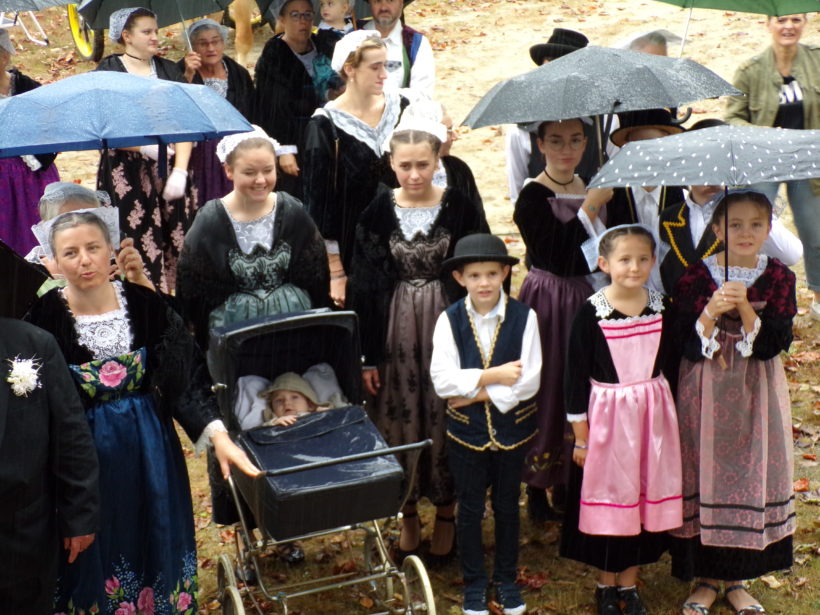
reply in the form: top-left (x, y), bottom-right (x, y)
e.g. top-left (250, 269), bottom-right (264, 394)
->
top-left (724, 12), bottom-right (820, 320)
top-left (0, 29), bottom-right (60, 257)
top-left (179, 19), bottom-right (255, 210)
top-left (26, 209), bottom-right (257, 614)
top-left (176, 128), bottom-right (329, 541)
top-left (303, 31), bottom-right (407, 306)
top-left (253, 0), bottom-right (336, 198)
top-left (95, 7), bottom-right (194, 293)
top-left (513, 118), bottom-right (612, 522)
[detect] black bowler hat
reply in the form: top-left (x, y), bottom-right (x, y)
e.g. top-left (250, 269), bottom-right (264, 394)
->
top-left (610, 108), bottom-right (685, 147)
top-left (529, 28), bottom-right (589, 65)
top-left (442, 234), bottom-right (519, 272)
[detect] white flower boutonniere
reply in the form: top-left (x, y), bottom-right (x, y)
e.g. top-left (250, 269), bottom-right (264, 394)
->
top-left (6, 356), bottom-right (43, 397)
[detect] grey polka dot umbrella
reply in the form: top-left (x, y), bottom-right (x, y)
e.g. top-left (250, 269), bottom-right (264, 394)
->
top-left (588, 124), bottom-right (820, 280)
top-left (588, 125), bottom-right (820, 189)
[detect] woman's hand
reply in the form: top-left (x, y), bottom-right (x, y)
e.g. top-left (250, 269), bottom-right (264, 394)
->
top-left (278, 154), bottom-right (300, 176)
top-left (162, 168), bottom-right (188, 201)
top-left (330, 275), bottom-right (346, 307)
top-left (63, 534), bottom-right (95, 563)
top-left (572, 443), bottom-right (588, 468)
top-left (115, 238), bottom-right (154, 290)
top-left (581, 187), bottom-right (613, 220)
top-left (183, 51), bottom-right (202, 82)
top-left (211, 431), bottom-right (261, 479)
top-left (362, 367), bottom-right (380, 396)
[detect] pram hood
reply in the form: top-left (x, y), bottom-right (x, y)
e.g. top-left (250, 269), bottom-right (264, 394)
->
top-left (207, 309), bottom-right (362, 432)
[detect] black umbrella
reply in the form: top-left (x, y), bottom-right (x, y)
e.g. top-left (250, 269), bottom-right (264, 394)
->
top-left (0, 239), bottom-right (48, 319)
top-left (589, 124), bottom-right (820, 280)
top-left (462, 46), bottom-right (740, 129)
top-left (0, 0), bottom-right (73, 9)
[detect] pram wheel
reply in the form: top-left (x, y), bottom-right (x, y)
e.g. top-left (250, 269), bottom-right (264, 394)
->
top-left (221, 585), bottom-right (246, 614)
top-left (217, 553), bottom-right (238, 597)
top-left (401, 555), bottom-right (436, 614)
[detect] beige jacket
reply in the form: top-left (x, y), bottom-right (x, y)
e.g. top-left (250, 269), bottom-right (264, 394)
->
top-left (724, 43), bottom-right (820, 195)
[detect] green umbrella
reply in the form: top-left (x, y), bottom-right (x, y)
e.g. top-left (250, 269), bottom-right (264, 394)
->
top-left (656, 0), bottom-right (819, 13)
top-left (656, 0), bottom-right (819, 55)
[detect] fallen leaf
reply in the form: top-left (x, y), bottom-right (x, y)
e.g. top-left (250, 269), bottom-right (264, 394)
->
top-left (359, 594), bottom-right (375, 608)
top-left (759, 574), bottom-right (783, 589)
top-left (804, 454), bottom-right (818, 461)
top-left (794, 478), bottom-right (811, 492)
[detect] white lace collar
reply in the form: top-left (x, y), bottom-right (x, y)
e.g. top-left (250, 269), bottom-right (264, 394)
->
top-left (314, 90), bottom-right (402, 156)
top-left (704, 253), bottom-right (767, 288)
top-left (589, 288), bottom-right (665, 319)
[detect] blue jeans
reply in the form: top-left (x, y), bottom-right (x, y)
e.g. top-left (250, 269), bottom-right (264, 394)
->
top-left (754, 179), bottom-right (820, 292)
top-left (448, 442), bottom-right (527, 593)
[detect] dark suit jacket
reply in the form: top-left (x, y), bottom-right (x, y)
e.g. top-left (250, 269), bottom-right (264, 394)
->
top-left (0, 319), bottom-right (99, 585)
top-left (659, 201), bottom-right (722, 295)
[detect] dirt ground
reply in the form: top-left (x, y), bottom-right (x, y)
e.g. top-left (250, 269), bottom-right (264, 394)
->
top-left (5, 1), bottom-right (819, 613)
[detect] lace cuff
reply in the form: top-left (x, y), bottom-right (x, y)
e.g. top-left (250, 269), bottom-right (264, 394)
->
top-left (577, 207), bottom-right (606, 241)
top-left (22, 154), bottom-right (42, 171)
top-left (695, 318), bottom-right (720, 359)
top-left (277, 144), bottom-right (297, 156)
top-left (567, 412), bottom-right (588, 423)
top-left (324, 239), bottom-right (340, 255)
top-left (194, 419), bottom-right (228, 455)
top-left (735, 316), bottom-right (761, 358)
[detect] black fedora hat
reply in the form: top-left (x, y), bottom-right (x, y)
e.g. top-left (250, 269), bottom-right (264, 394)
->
top-left (529, 28), bottom-right (589, 65)
top-left (610, 108), bottom-right (684, 147)
top-left (442, 234), bottom-right (519, 272)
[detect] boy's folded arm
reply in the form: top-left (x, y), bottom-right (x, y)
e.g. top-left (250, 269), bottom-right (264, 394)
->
top-left (485, 311), bottom-right (542, 412)
top-left (430, 313), bottom-right (483, 398)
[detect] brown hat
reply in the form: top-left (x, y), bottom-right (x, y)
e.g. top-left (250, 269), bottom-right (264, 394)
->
top-left (260, 372), bottom-right (319, 405)
top-left (529, 28), bottom-right (588, 65)
top-left (609, 109), bottom-right (684, 147)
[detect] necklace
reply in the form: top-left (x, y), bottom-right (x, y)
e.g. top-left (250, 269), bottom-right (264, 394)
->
top-left (544, 169), bottom-right (574, 186)
top-left (124, 52), bottom-right (149, 62)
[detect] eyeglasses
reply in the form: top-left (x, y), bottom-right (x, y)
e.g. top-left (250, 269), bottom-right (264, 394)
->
top-left (288, 10), bottom-right (315, 21)
top-left (385, 60), bottom-right (402, 73)
top-left (543, 137), bottom-right (586, 152)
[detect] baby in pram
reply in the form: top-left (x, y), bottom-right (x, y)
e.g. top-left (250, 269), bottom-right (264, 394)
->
top-left (261, 372), bottom-right (325, 427)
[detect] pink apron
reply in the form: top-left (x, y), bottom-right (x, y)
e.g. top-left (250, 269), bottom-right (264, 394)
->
top-left (579, 313), bottom-right (683, 536)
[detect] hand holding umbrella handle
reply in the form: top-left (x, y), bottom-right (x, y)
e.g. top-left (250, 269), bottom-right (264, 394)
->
top-left (162, 168), bottom-right (188, 201)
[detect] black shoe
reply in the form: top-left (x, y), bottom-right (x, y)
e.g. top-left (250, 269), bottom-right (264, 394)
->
top-left (277, 542), bottom-right (305, 564)
top-left (618, 587), bottom-right (647, 615)
top-left (595, 586), bottom-right (623, 615)
top-left (526, 486), bottom-right (549, 522)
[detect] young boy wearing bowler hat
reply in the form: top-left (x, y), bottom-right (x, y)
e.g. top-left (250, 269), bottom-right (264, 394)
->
top-left (430, 234), bottom-right (542, 615)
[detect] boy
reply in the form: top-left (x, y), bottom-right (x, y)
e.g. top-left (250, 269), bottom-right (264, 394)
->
top-left (318, 0), bottom-right (354, 34)
top-left (430, 234), bottom-right (542, 615)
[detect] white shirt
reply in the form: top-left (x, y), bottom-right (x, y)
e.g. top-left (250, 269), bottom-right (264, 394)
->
top-left (505, 126), bottom-right (533, 202)
top-left (363, 20), bottom-right (435, 97)
top-left (430, 291), bottom-right (542, 413)
top-left (682, 189), bottom-right (803, 267)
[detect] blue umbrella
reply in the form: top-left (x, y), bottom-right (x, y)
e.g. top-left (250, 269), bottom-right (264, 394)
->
top-left (0, 71), bottom-right (252, 157)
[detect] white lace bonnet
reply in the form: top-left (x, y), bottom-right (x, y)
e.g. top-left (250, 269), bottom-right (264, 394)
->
top-left (109, 7), bottom-right (156, 43)
top-left (216, 125), bottom-right (281, 164)
top-left (32, 206), bottom-right (120, 259)
top-left (581, 223), bottom-right (670, 272)
top-left (331, 30), bottom-right (382, 73)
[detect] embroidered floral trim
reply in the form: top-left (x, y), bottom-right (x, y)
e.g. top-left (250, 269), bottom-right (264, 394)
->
top-left (5, 356), bottom-right (42, 397)
top-left (70, 348), bottom-right (146, 400)
top-left (704, 253), bottom-right (768, 288)
top-left (316, 90), bottom-right (402, 156)
top-left (695, 318), bottom-right (720, 359)
top-left (222, 199), bottom-right (276, 254)
top-left (393, 201), bottom-right (442, 240)
top-left (589, 289), bottom-right (665, 319)
top-left (735, 316), bottom-right (761, 358)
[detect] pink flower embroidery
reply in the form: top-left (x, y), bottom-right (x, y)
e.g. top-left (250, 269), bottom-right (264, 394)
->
top-left (137, 587), bottom-right (155, 615)
top-left (105, 576), bottom-right (121, 596)
top-left (99, 361), bottom-right (127, 388)
top-left (82, 372), bottom-right (94, 382)
top-left (175, 592), bottom-right (192, 612)
top-left (114, 602), bottom-right (136, 615)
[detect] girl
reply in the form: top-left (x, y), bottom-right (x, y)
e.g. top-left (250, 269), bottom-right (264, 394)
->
top-left (349, 116), bottom-right (487, 565)
top-left (561, 225), bottom-right (682, 615)
top-left (671, 190), bottom-right (796, 615)
top-left (513, 117), bottom-right (612, 521)
top-left (176, 128), bottom-right (328, 564)
top-left (25, 210), bottom-right (257, 613)
top-left (95, 7), bottom-right (194, 293)
top-left (303, 32), bottom-right (407, 307)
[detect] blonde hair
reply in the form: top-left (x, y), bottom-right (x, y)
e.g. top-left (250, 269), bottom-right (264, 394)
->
top-left (341, 36), bottom-right (387, 81)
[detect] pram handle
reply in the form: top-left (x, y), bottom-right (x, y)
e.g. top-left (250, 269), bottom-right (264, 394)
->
top-left (259, 439), bottom-right (432, 478)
